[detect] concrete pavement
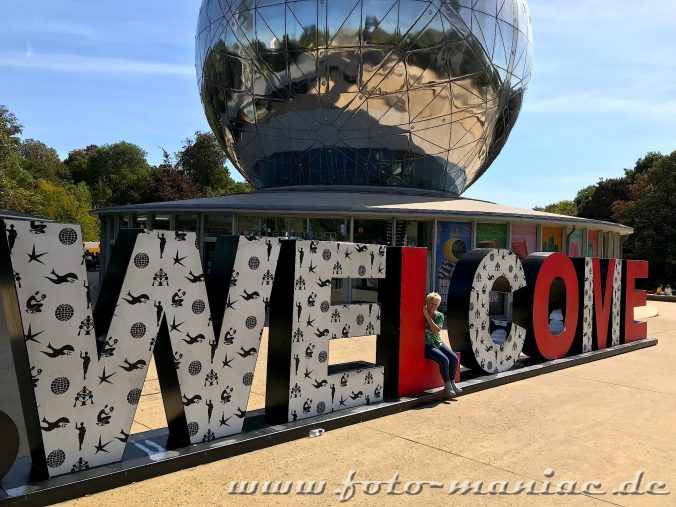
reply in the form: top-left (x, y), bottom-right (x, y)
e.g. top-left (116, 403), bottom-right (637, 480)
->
top-left (57, 301), bottom-right (676, 506)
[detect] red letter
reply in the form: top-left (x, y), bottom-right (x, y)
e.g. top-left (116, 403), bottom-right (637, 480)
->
top-left (531, 253), bottom-right (579, 359)
top-left (623, 260), bottom-right (648, 343)
top-left (378, 247), bottom-right (448, 397)
top-left (398, 248), bottom-right (442, 395)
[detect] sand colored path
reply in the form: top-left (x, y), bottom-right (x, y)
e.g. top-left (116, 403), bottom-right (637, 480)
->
top-left (62, 302), bottom-right (676, 506)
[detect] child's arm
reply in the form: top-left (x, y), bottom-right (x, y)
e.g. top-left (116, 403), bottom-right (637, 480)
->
top-left (423, 306), bottom-right (441, 334)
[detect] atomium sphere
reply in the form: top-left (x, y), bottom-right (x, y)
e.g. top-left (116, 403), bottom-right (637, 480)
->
top-left (196, 0), bottom-right (532, 195)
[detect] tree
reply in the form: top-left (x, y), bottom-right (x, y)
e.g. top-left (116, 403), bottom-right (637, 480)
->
top-left (69, 142), bottom-right (151, 207)
top-left (624, 151), bottom-right (663, 182)
top-left (176, 131), bottom-right (252, 196)
top-left (64, 144), bottom-right (101, 182)
top-left (136, 148), bottom-right (213, 204)
top-left (0, 105), bottom-right (22, 161)
top-left (534, 200), bottom-right (577, 216)
top-left (575, 177), bottom-right (629, 222)
top-left (18, 139), bottom-right (67, 181)
top-left (621, 152), bottom-right (676, 285)
top-left (0, 106), bottom-right (34, 204)
top-left (31, 180), bottom-right (100, 241)
top-left (141, 166), bottom-right (206, 203)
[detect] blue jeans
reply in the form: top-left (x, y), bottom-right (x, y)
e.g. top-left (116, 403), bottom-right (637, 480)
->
top-left (424, 343), bottom-right (458, 383)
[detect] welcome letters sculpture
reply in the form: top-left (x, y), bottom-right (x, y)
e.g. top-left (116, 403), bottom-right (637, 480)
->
top-left (0, 219), bottom-right (649, 486)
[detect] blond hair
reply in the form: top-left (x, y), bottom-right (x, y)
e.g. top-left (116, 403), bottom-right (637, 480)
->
top-left (426, 292), bottom-right (441, 305)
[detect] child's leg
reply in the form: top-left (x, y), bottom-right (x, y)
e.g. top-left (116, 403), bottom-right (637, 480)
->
top-left (424, 345), bottom-right (451, 382)
top-left (437, 343), bottom-right (459, 381)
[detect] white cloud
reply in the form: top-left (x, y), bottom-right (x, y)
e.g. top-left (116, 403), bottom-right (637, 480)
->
top-left (0, 51), bottom-right (194, 76)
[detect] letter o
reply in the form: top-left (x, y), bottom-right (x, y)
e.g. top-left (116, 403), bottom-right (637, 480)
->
top-left (518, 253), bottom-right (579, 360)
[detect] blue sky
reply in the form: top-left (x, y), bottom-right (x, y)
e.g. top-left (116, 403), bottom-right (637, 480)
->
top-left (1, 0), bottom-right (675, 208)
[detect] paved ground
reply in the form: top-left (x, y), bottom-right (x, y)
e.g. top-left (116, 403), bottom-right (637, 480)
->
top-left (55, 301), bottom-right (675, 506)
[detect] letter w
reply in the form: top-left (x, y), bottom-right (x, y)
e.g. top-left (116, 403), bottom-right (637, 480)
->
top-left (0, 220), bottom-right (279, 477)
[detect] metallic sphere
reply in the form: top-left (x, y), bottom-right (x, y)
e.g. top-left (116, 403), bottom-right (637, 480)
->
top-left (196, 0), bottom-right (533, 195)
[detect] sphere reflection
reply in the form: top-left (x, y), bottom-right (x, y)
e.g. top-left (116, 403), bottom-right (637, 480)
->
top-left (196, 0), bottom-right (533, 195)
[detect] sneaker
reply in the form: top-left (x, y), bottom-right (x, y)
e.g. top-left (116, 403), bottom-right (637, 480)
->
top-left (444, 381), bottom-right (455, 397)
top-left (451, 381), bottom-right (463, 393)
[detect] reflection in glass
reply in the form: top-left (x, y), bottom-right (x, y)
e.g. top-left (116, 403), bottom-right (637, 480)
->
top-left (237, 216), bottom-right (307, 238)
top-left (354, 219), bottom-right (393, 245)
top-left (131, 215), bottom-right (148, 229)
top-left (197, 0), bottom-right (533, 194)
top-left (205, 214), bottom-right (233, 236)
top-left (152, 215), bottom-right (171, 231)
top-left (176, 214), bottom-right (198, 232)
top-left (308, 218), bottom-right (349, 241)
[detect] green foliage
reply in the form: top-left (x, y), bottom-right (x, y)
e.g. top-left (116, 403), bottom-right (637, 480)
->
top-left (32, 180), bottom-right (100, 241)
top-left (68, 142), bottom-right (152, 207)
top-left (573, 185), bottom-right (596, 213)
top-left (0, 105), bottom-right (98, 239)
top-left (176, 131), bottom-right (253, 196)
top-left (0, 105), bottom-right (23, 160)
top-left (534, 200), bottom-right (578, 216)
top-left (1, 105), bottom-right (252, 242)
top-left (537, 150), bottom-right (676, 285)
top-left (18, 139), bottom-right (68, 181)
top-left (575, 177), bottom-right (629, 222)
top-left (64, 144), bottom-right (101, 182)
top-left (621, 152), bottom-right (676, 285)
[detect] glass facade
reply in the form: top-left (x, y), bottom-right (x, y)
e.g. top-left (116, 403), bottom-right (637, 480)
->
top-left (152, 214), bottom-right (171, 230)
top-left (354, 219), bottom-right (393, 245)
top-left (395, 220), bottom-right (434, 290)
top-left (100, 210), bottom-right (627, 306)
top-left (176, 214), bottom-right (198, 232)
top-left (205, 214), bottom-right (232, 236)
top-left (196, 0), bottom-right (533, 194)
top-left (394, 220), bottom-right (432, 248)
top-left (308, 218), bottom-right (349, 241)
top-left (131, 215), bottom-right (148, 229)
top-left (238, 216), bottom-right (305, 238)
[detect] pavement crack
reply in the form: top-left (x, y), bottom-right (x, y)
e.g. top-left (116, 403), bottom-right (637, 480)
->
top-left (132, 420), bottom-right (153, 431)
